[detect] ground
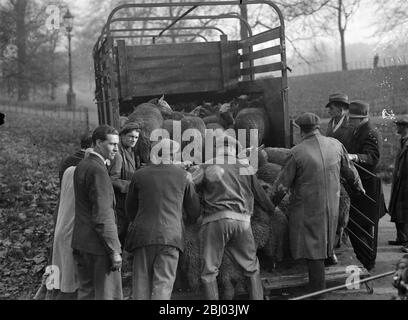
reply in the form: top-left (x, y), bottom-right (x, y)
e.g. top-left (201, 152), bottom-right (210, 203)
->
top-left (321, 184), bottom-right (402, 300)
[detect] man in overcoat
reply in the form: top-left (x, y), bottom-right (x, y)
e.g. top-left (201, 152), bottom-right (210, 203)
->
top-left (270, 113), bottom-right (364, 293)
top-left (325, 93), bottom-right (352, 265)
top-left (388, 115), bottom-right (408, 253)
top-left (347, 101), bottom-right (386, 270)
top-left (325, 93), bottom-right (352, 149)
top-left (109, 122), bottom-right (140, 247)
top-left (71, 125), bottom-right (123, 300)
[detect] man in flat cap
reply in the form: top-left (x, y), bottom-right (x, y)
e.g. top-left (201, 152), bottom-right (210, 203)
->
top-left (270, 113), bottom-right (364, 294)
top-left (347, 100), bottom-right (386, 270)
top-left (389, 115), bottom-right (408, 253)
top-left (108, 122), bottom-right (140, 247)
top-left (325, 93), bottom-right (352, 149)
top-left (125, 138), bottom-right (200, 300)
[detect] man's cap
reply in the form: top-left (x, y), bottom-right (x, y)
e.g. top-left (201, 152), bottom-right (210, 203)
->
top-left (295, 113), bottom-right (321, 127)
top-left (119, 122), bottom-right (140, 135)
top-left (349, 100), bottom-right (370, 119)
top-left (325, 93), bottom-right (350, 109)
top-left (395, 115), bottom-right (408, 126)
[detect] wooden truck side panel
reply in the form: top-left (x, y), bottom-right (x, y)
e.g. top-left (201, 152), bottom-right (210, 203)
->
top-left (117, 40), bottom-right (240, 99)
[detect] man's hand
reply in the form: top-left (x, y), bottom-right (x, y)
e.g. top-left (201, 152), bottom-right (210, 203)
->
top-left (110, 252), bottom-right (122, 272)
top-left (348, 154), bottom-right (359, 162)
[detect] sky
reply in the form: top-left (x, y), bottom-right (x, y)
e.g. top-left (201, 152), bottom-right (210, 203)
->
top-left (69, 0), bottom-right (380, 44)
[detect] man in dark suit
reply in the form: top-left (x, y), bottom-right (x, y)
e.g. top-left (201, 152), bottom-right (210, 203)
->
top-left (325, 93), bottom-right (352, 149)
top-left (388, 116), bottom-right (408, 253)
top-left (72, 125), bottom-right (123, 300)
top-left (125, 138), bottom-right (200, 300)
top-left (347, 101), bottom-right (386, 271)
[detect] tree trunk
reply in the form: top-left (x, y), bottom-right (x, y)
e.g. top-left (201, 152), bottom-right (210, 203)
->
top-left (15, 0), bottom-right (29, 101)
top-left (337, 0), bottom-right (348, 71)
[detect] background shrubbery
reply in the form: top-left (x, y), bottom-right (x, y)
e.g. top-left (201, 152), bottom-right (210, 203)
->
top-left (0, 112), bottom-right (88, 299)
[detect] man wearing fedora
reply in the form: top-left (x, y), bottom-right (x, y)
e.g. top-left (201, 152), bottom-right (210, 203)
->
top-left (346, 100), bottom-right (386, 270)
top-left (389, 115), bottom-right (408, 253)
top-left (271, 113), bottom-right (364, 294)
top-left (325, 93), bottom-right (353, 264)
top-left (325, 93), bottom-right (352, 149)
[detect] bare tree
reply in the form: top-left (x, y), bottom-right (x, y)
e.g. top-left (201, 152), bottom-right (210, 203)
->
top-left (329, 0), bottom-right (361, 70)
top-left (376, 0), bottom-right (408, 34)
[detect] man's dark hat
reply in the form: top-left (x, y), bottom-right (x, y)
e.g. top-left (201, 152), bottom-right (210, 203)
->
top-left (295, 113), bottom-right (321, 128)
top-left (349, 100), bottom-right (370, 119)
top-left (395, 115), bottom-right (408, 126)
top-left (325, 93), bottom-right (350, 109)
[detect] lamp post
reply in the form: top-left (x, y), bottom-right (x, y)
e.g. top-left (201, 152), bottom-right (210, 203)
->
top-left (63, 9), bottom-right (76, 109)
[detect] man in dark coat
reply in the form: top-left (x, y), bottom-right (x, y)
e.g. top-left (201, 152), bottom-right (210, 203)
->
top-left (325, 93), bottom-right (352, 149)
top-left (125, 139), bottom-right (200, 300)
top-left (109, 122), bottom-right (140, 247)
top-left (388, 115), bottom-right (408, 253)
top-left (271, 113), bottom-right (364, 294)
top-left (72, 125), bottom-right (123, 300)
top-left (347, 101), bottom-right (386, 270)
top-left (325, 93), bottom-right (352, 265)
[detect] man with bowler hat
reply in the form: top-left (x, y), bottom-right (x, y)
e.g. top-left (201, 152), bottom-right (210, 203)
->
top-left (271, 113), bottom-right (364, 294)
top-left (325, 93), bottom-right (352, 149)
top-left (388, 115), bottom-right (408, 253)
top-left (347, 100), bottom-right (386, 270)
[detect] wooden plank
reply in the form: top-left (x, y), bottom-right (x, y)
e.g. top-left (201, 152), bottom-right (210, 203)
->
top-left (126, 42), bottom-right (220, 58)
top-left (241, 62), bottom-right (283, 76)
top-left (130, 79), bottom-right (222, 97)
top-left (238, 27), bottom-right (281, 49)
top-left (262, 267), bottom-right (370, 291)
top-left (129, 65), bottom-right (221, 85)
top-left (240, 45), bottom-right (281, 62)
top-left (116, 40), bottom-right (129, 98)
top-left (128, 53), bottom-right (220, 71)
top-left (219, 35), bottom-right (231, 90)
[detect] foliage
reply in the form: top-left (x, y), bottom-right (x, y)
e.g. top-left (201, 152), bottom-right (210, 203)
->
top-left (0, 111), bottom-right (87, 299)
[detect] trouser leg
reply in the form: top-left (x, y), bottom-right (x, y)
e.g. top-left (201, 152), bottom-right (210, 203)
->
top-left (307, 259), bottom-right (326, 294)
top-left (151, 246), bottom-right (180, 300)
top-left (200, 222), bottom-right (226, 284)
top-left (132, 247), bottom-right (154, 300)
top-left (93, 254), bottom-right (123, 300)
top-left (73, 250), bottom-right (95, 300)
top-left (396, 223), bottom-right (408, 245)
top-left (200, 222), bottom-right (226, 300)
top-left (224, 220), bottom-right (263, 300)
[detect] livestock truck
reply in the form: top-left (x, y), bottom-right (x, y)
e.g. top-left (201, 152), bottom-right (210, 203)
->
top-left (93, 1), bottom-right (371, 299)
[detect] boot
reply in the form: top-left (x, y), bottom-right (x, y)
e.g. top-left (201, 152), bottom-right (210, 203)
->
top-left (202, 281), bottom-right (219, 300)
top-left (247, 273), bottom-right (264, 300)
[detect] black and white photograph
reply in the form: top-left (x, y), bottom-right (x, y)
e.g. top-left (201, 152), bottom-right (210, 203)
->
top-left (0, 0), bottom-right (408, 307)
